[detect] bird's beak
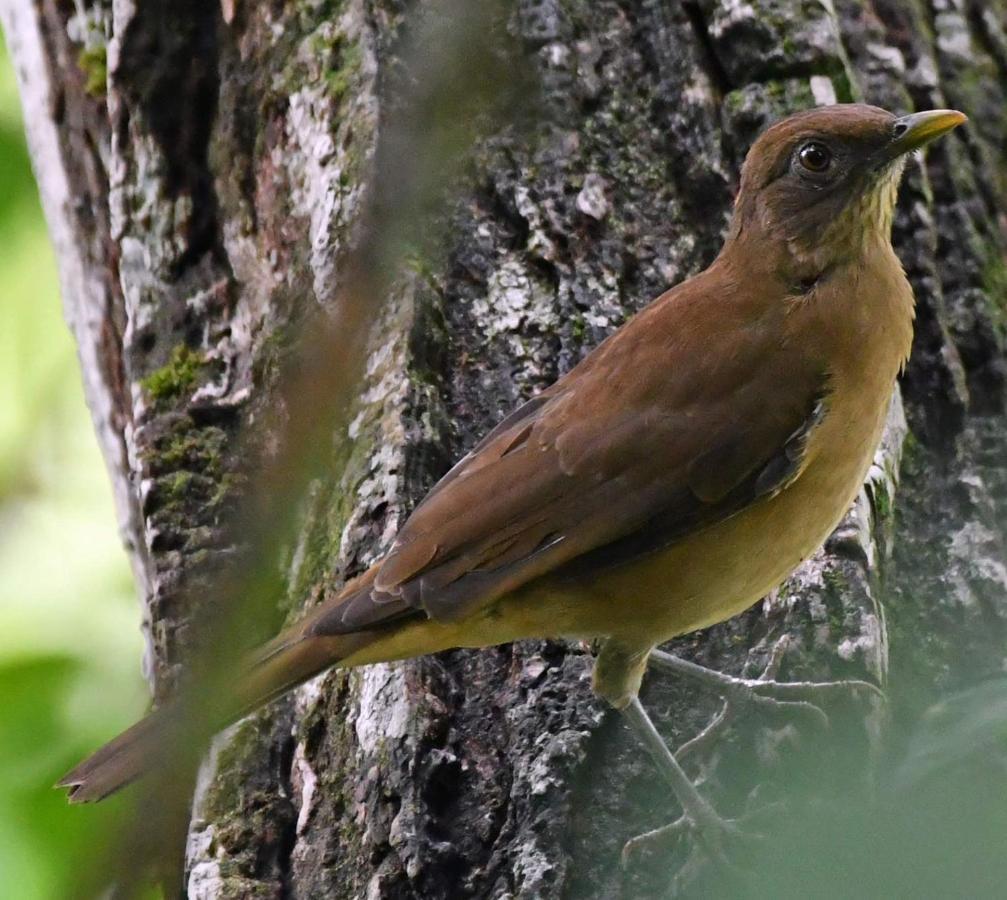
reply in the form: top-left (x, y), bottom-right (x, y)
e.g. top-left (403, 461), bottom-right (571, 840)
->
top-left (889, 109), bottom-right (967, 156)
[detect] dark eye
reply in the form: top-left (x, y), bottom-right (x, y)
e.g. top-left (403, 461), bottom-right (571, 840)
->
top-left (797, 141), bottom-right (833, 173)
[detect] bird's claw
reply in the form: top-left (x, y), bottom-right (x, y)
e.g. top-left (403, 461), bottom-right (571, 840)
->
top-left (621, 805), bottom-right (770, 897)
top-left (621, 814), bottom-right (688, 866)
top-left (620, 639), bottom-right (883, 882)
top-left (651, 636), bottom-right (885, 760)
top-left (621, 808), bottom-right (740, 864)
top-left (621, 788), bottom-right (786, 889)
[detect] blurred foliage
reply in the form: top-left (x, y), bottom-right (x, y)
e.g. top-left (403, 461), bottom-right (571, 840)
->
top-left (692, 677), bottom-right (1007, 897)
top-left (0, 35), bottom-right (145, 900)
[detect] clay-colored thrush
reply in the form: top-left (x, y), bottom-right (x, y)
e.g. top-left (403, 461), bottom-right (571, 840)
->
top-left (59, 105), bottom-right (966, 841)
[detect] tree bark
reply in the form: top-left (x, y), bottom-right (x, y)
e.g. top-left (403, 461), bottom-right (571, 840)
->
top-left (4, 0), bottom-right (1006, 896)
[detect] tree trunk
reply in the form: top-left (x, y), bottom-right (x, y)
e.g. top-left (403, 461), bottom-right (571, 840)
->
top-left (4, 0), bottom-right (1006, 896)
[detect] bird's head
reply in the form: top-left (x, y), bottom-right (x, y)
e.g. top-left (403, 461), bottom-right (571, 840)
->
top-left (727, 104), bottom-right (967, 280)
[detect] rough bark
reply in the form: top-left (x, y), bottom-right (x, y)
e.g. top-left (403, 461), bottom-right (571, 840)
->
top-left (3, 0), bottom-right (1006, 897)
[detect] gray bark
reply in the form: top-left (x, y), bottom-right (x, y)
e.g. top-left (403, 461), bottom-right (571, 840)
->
top-left (3, 0), bottom-right (1006, 896)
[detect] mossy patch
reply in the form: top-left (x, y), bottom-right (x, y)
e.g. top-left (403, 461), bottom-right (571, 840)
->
top-left (77, 44), bottom-right (107, 98)
top-left (152, 421), bottom-right (228, 479)
top-left (872, 481), bottom-right (892, 523)
top-left (324, 40), bottom-right (362, 106)
top-left (139, 413), bottom-right (242, 547)
top-left (822, 566), bottom-right (852, 632)
top-left (141, 344), bottom-right (205, 408)
top-left (823, 565), bottom-right (850, 596)
top-left (570, 313), bottom-right (586, 342)
top-left (983, 248), bottom-right (1007, 326)
top-left (164, 469), bottom-right (195, 501)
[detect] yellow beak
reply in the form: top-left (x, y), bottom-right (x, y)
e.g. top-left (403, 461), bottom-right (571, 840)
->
top-left (890, 109), bottom-right (968, 155)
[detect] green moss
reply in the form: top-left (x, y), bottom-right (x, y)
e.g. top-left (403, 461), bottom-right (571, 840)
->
top-left (822, 568), bottom-right (850, 631)
top-left (823, 567), bottom-right (849, 594)
top-left (77, 44), bottom-right (107, 98)
top-left (207, 474), bottom-right (231, 509)
top-left (156, 423), bottom-right (227, 478)
top-left (141, 345), bottom-right (205, 407)
top-left (723, 90), bottom-right (747, 115)
top-left (203, 722), bottom-right (256, 815)
top-left (252, 319), bottom-right (298, 390)
top-left (291, 13), bottom-right (363, 107)
top-left (325, 41), bottom-right (362, 105)
top-left (164, 470), bottom-right (195, 501)
top-left (872, 482), bottom-right (892, 522)
top-left (404, 247), bottom-right (441, 289)
top-left (984, 250), bottom-right (1007, 310)
top-left (900, 429), bottom-right (921, 470)
top-left (279, 480), bottom-right (335, 617)
top-left (823, 565), bottom-right (849, 601)
top-left (278, 369), bottom-right (407, 621)
top-left (571, 314), bottom-right (586, 342)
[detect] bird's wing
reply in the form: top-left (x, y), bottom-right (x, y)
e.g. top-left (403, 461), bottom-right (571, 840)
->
top-left (309, 283), bottom-right (827, 636)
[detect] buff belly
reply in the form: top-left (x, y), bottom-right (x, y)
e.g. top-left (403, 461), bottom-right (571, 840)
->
top-left (570, 389), bottom-right (892, 645)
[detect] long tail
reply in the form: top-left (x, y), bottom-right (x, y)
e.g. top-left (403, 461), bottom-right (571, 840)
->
top-left (56, 624), bottom-right (383, 803)
top-left (57, 705), bottom-right (179, 804)
top-left (57, 553), bottom-right (482, 804)
top-left (57, 559), bottom-right (418, 803)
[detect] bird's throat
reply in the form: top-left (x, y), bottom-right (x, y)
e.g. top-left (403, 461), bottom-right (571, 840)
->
top-left (787, 158), bottom-right (908, 280)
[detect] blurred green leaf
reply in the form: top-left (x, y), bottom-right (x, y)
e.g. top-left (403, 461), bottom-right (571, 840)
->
top-left (896, 678), bottom-right (1007, 790)
top-left (0, 31), bottom-right (146, 900)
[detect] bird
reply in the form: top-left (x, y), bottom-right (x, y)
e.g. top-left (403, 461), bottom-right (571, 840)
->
top-left (59, 104), bottom-right (966, 849)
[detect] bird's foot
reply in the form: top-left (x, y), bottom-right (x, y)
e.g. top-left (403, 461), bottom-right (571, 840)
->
top-left (649, 636), bottom-right (884, 760)
top-left (618, 696), bottom-right (761, 882)
top-left (620, 795), bottom-right (784, 897)
top-left (621, 806), bottom-right (740, 866)
top-left (617, 640), bottom-right (880, 880)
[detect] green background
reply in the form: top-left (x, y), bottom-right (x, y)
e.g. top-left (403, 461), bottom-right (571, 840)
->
top-left (0, 35), bottom-right (145, 900)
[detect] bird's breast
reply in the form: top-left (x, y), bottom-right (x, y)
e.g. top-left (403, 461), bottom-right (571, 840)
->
top-left (585, 387), bottom-right (893, 643)
top-left (578, 292), bottom-right (908, 644)
top-left (488, 249), bottom-right (914, 648)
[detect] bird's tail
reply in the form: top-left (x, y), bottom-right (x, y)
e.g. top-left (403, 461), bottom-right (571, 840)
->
top-left (56, 626), bottom-right (379, 803)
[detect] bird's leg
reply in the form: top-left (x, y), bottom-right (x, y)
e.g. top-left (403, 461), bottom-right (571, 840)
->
top-left (594, 640), bottom-right (747, 872)
top-left (619, 697), bottom-right (741, 866)
top-left (618, 636), bottom-right (883, 868)
top-left (648, 635), bottom-right (884, 760)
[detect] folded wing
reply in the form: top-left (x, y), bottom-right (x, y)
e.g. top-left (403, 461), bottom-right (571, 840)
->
top-left (307, 282), bottom-right (827, 636)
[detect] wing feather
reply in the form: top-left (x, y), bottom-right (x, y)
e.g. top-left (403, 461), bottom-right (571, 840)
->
top-left (321, 278), bottom-right (829, 632)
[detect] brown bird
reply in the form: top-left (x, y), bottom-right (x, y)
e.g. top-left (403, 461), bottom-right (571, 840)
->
top-left (59, 104), bottom-right (966, 847)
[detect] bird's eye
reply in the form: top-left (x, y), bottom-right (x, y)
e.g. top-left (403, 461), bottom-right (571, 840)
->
top-left (797, 141), bottom-right (833, 173)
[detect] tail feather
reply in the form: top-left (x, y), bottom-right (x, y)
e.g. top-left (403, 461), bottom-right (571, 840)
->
top-left (57, 707), bottom-right (183, 803)
top-left (57, 628), bottom-right (376, 803)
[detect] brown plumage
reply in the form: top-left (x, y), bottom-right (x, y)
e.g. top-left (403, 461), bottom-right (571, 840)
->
top-left (60, 104), bottom-right (966, 805)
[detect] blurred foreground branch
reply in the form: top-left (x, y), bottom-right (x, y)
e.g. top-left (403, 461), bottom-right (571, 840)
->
top-left (66, 0), bottom-right (539, 892)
